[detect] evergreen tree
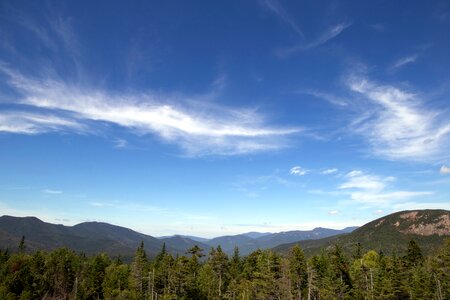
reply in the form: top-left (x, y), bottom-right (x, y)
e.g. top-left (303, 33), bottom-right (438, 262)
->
top-left (404, 239), bottom-right (424, 267)
top-left (328, 245), bottom-right (352, 299)
top-left (18, 236), bottom-right (26, 253)
top-left (130, 241), bottom-right (148, 298)
top-left (289, 245), bottom-right (308, 299)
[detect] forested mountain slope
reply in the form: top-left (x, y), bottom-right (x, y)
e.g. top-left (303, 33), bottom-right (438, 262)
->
top-left (274, 209), bottom-right (450, 256)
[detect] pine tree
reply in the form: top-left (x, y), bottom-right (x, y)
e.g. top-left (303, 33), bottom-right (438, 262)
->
top-left (289, 245), bottom-right (308, 299)
top-left (404, 239), bottom-right (424, 267)
top-left (130, 241), bottom-right (148, 298)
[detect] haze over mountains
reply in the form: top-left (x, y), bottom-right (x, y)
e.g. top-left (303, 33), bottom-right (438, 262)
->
top-left (1, 209), bottom-right (449, 259)
top-left (0, 214), bottom-right (356, 257)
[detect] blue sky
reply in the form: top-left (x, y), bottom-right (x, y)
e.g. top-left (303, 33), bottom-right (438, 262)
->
top-left (0, 0), bottom-right (449, 237)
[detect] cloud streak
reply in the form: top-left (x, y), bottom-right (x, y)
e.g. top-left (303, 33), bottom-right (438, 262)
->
top-left (0, 111), bottom-right (85, 134)
top-left (263, 0), bottom-right (304, 38)
top-left (290, 166), bottom-right (308, 176)
top-left (339, 170), bottom-right (386, 191)
top-left (43, 189), bottom-right (63, 194)
top-left (0, 67), bottom-right (301, 156)
top-left (347, 76), bottom-right (450, 161)
top-left (322, 168), bottom-right (338, 175)
top-left (391, 54), bottom-right (418, 70)
top-left (277, 22), bottom-right (351, 57)
top-left (338, 170), bottom-right (433, 207)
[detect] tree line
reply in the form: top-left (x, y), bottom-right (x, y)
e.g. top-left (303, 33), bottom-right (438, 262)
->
top-left (0, 238), bottom-right (449, 299)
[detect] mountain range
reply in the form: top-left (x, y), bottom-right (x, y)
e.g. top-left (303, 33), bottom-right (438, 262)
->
top-left (1, 209), bottom-right (449, 259)
top-left (274, 209), bottom-right (450, 256)
top-left (0, 215), bottom-right (355, 257)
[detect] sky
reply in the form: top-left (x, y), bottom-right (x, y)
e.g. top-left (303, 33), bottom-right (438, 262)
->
top-left (0, 0), bottom-right (449, 238)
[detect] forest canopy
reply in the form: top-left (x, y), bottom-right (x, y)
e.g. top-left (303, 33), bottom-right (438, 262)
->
top-left (0, 238), bottom-right (449, 299)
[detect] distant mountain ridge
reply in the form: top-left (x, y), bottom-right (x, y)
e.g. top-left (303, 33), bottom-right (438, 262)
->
top-left (1, 210), bottom-right (448, 259)
top-left (0, 216), bottom-right (172, 259)
top-left (273, 209), bottom-right (450, 256)
top-left (0, 215), bottom-right (357, 257)
top-left (157, 226), bottom-right (359, 255)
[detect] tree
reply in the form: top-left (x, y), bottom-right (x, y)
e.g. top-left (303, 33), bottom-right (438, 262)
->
top-left (207, 246), bottom-right (229, 298)
top-left (328, 245), bottom-right (352, 299)
top-left (404, 239), bottom-right (424, 267)
top-left (44, 248), bottom-right (80, 299)
top-left (18, 236), bottom-right (26, 253)
top-left (102, 261), bottom-right (131, 299)
top-left (289, 245), bottom-right (308, 299)
top-left (130, 241), bottom-right (148, 298)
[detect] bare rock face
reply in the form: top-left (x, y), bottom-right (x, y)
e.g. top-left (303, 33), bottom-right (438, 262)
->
top-left (399, 212), bottom-right (450, 236)
top-left (400, 211), bottom-right (418, 220)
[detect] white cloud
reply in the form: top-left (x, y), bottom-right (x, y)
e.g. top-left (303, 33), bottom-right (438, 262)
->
top-left (391, 54), bottom-right (418, 70)
top-left (43, 189), bottom-right (63, 195)
top-left (338, 170), bottom-right (433, 207)
top-left (346, 170), bottom-right (363, 177)
top-left (277, 22), bottom-right (351, 57)
top-left (440, 165), bottom-right (450, 174)
top-left (339, 171), bottom-right (385, 191)
top-left (297, 90), bottom-right (348, 107)
top-left (328, 210), bottom-right (339, 215)
top-left (375, 209), bottom-right (384, 214)
top-left (290, 166), bottom-right (308, 176)
top-left (347, 76), bottom-right (450, 161)
top-left (263, 0), bottom-right (304, 38)
top-left (89, 202), bottom-right (114, 207)
top-left (392, 201), bottom-right (450, 211)
top-left (350, 191), bottom-right (433, 205)
top-left (0, 67), bottom-right (301, 156)
top-left (322, 168), bottom-right (338, 175)
top-left (0, 112), bottom-right (85, 134)
top-left (114, 139), bottom-right (128, 149)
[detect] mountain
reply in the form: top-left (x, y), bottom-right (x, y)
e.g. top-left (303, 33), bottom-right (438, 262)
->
top-left (273, 209), bottom-right (450, 256)
top-left (202, 227), bottom-right (358, 255)
top-left (0, 215), bottom-right (359, 257)
top-left (206, 234), bottom-right (260, 255)
top-left (257, 226), bottom-right (358, 249)
top-left (241, 231), bottom-right (272, 239)
top-left (158, 235), bottom-right (210, 244)
top-left (0, 216), bottom-right (174, 259)
top-left (159, 235), bottom-right (210, 253)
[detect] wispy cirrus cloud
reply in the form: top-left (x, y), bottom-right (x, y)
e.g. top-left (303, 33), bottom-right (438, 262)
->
top-left (339, 170), bottom-right (387, 191)
top-left (263, 0), bottom-right (304, 38)
top-left (43, 189), bottom-right (63, 194)
top-left (338, 170), bottom-right (433, 207)
top-left (0, 66), bottom-right (301, 156)
top-left (290, 166), bottom-right (308, 176)
top-left (15, 10), bottom-right (81, 58)
top-left (390, 54), bottom-right (418, 70)
top-left (349, 191), bottom-right (433, 205)
top-left (346, 75), bottom-right (450, 161)
top-left (277, 22), bottom-right (351, 57)
top-left (0, 111), bottom-right (85, 134)
top-left (322, 168), bottom-right (338, 175)
top-left (114, 139), bottom-right (129, 149)
top-left (296, 90), bottom-right (348, 107)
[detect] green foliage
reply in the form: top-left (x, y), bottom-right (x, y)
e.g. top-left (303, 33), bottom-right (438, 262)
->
top-left (0, 238), bottom-right (449, 299)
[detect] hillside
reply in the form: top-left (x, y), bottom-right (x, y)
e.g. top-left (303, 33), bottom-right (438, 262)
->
top-left (161, 227), bottom-right (358, 255)
top-left (0, 215), bottom-right (357, 257)
top-left (159, 235), bottom-right (210, 252)
top-left (0, 216), bottom-right (174, 259)
top-left (273, 209), bottom-right (450, 256)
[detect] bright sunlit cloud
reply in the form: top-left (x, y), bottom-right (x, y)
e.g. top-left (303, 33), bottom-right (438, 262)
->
top-left (0, 67), bottom-right (301, 156)
top-left (347, 75), bottom-right (450, 161)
